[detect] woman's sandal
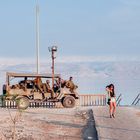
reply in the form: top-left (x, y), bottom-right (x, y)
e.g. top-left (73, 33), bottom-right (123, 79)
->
top-left (112, 114), bottom-right (115, 118)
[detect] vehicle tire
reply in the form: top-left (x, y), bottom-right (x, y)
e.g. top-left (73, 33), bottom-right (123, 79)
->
top-left (62, 96), bottom-right (75, 108)
top-left (16, 97), bottom-right (29, 110)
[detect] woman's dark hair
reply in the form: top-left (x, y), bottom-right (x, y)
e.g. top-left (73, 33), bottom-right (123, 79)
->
top-left (109, 84), bottom-right (114, 89)
top-left (109, 84), bottom-right (115, 95)
top-left (106, 84), bottom-right (114, 88)
top-left (106, 85), bottom-right (109, 88)
top-left (106, 84), bottom-right (115, 93)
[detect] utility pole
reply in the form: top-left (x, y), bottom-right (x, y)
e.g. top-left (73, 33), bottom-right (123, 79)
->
top-left (48, 46), bottom-right (57, 88)
top-left (36, 4), bottom-right (40, 74)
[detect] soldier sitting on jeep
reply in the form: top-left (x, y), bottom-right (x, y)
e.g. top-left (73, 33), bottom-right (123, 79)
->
top-left (66, 77), bottom-right (78, 93)
top-left (33, 77), bottom-right (45, 99)
top-left (42, 80), bottom-right (55, 98)
top-left (19, 77), bottom-right (28, 91)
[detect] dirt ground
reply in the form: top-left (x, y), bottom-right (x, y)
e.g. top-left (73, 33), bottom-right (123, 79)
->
top-left (0, 107), bottom-right (98, 140)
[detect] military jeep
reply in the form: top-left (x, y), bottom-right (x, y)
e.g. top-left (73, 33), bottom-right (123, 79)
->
top-left (3, 72), bottom-right (79, 109)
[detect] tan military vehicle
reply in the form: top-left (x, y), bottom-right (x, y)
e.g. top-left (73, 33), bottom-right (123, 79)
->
top-left (3, 72), bottom-right (79, 109)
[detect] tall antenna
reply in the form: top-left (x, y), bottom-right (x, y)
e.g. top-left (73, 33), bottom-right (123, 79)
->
top-left (36, 4), bottom-right (40, 74)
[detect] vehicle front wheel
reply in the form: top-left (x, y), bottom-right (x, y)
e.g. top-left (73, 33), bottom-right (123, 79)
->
top-left (16, 97), bottom-right (29, 110)
top-left (62, 96), bottom-right (76, 108)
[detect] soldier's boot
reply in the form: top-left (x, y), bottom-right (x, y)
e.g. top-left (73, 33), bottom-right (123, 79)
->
top-left (42, 92), bottom-right (45, 99)
top-left (51, 91), bottom-right (55, 99)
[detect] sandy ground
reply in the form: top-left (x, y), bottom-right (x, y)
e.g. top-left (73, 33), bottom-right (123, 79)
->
top-left (1, 106), bottom-right (139, 140)
top-left (0, 107), bottom-right (98, 140)
top-left (93, 106), bottom-right (140, 140)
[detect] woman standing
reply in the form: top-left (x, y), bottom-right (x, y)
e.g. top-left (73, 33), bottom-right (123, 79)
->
top-left (106, 84), bottom-right (116, 118)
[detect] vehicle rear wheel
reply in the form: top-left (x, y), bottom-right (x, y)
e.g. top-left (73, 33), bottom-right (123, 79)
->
top-left (16, 97), bottom-right (29, 110)
top-left (62, 96), bottom-right (75, 108)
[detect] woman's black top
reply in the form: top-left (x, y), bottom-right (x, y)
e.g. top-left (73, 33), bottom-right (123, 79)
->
top-left (110, 91), bottom-right (115, 97)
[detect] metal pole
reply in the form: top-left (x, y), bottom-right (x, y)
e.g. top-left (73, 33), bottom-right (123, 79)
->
top-left (36, 4), bottom-right (40, 74)
top-left (131, 93), bottom-right (140, 105)
top-left (52, 51), bottom-right (55, 88)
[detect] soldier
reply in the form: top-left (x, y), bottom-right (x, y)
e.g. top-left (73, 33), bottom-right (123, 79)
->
top-left (44, 80), bottom-right (55, 98)
top-left (19, 77), bottom-right (28, 91)
top-left (55, 78), bottom-right (61, 88)
top-left (33, 77), bottom-right (45, 99)
top-left (61, 79), bottom-right (67, 88)
top-left (54, 78), bottom-right (61, 92)
top-left (66, 77), bottom-right (78, 93)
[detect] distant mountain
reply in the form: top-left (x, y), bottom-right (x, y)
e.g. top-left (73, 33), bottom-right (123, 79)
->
top-left (0, 61), bottom-right (140, 105)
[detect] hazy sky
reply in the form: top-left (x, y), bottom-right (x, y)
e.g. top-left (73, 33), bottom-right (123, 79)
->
top-left (0, 0), bottom-right (140, 61)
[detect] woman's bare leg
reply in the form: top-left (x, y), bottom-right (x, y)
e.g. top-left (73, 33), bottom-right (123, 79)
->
top-left (109, 102), bottom-right (113, 118)
top-left (112, 102), bottom-right (116, 117)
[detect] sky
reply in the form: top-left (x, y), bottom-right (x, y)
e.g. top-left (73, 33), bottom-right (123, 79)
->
top-left (0, 0), bottom-right (140, 61)
top-left (0, 0), bottom-right (140, 104)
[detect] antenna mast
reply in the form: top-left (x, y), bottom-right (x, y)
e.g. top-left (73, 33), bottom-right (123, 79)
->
top-left (36, 4), bottom-right (40, 74)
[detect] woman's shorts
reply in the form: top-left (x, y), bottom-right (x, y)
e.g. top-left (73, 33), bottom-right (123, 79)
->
top-left (110, 97), bottom-right (116, 103)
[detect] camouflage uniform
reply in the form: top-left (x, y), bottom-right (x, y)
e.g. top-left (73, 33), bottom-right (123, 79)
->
top-left (43, 80), bottom-right (55, 98)
top-left (34, 77), bottom-right (45, 99)
top-left (66, 79), bottom-right (77, 93)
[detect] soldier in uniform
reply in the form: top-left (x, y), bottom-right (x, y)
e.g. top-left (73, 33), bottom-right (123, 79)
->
top-left (33, 77), bottom-right (45, 99)
top-left (43, 80), bottom-right (55, 98)
top-left (61, 79), bottom-right (67, 88)
top-left (66, 77), bottom-right (78, 93)
top-left (19, 77), bottom-right (28, 91)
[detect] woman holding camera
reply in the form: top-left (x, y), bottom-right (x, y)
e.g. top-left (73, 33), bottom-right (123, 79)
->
top-left (106, 84), bottom-right (116, 118)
